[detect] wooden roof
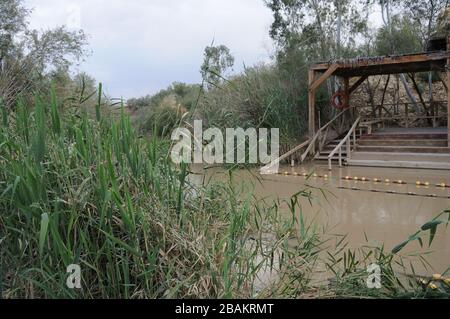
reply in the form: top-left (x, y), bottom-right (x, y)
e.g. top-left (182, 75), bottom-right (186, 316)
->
top-left (310, 51), bottom-right (450, 77)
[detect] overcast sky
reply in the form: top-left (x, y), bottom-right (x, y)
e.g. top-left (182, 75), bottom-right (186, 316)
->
top-left (24, 0), bottom-right (275, 99)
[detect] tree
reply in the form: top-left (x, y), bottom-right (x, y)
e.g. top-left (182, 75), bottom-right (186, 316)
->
top-left (403, 0), bottom-right (449, 104)
top-left (265, 0), bottom-right (366, 61)
top-left (0, 0), bottom-right (29, 65)
top-left (376, 0), bottom-right (422, 115)
top-left (0, 0), bottom-right (88, 107)
top-left (200, 44), bottom-right (234, 88)
top-left (403, 0), bottom-right (449, 50)
top-left (265, 0), bottom-right (367, 101)
top-left (27, 27), bottom-right (88, 74)
top-left (375, 15), bottom-right (422, 55)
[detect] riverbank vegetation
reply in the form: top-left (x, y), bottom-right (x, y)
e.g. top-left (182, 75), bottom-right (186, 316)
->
top-left (1, 0), bottom-right (450, 299)
top-left (1, 92), bottom-right (449, 298)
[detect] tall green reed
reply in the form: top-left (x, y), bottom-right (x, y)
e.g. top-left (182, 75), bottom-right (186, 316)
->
top-left (0, 86), bottom-right (315, 299)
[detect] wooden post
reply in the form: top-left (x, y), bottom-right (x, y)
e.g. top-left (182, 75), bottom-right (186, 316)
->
top-left (447, 36), bottom-right (450, 147)
top-left (308, 69), bottom-right (316, 139)
top-left (344, 77), bottom-right (350, 108)
top-left (344, 77), bottom-right (350, 119)
top-left (431, 101), bottom-right (436, 128)
top-left (405, 103), bottom-right (409, 128)
top-left (346, 138), bottom-right (351, 161)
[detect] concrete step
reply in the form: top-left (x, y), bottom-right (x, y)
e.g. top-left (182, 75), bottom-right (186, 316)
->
top-left (327, 137), bottom-right (358, 144)
top-left (347, 159), bottom-right (450, 170)
top-left (320, 147), bottom-right (353, 155)
top-left (350, 151), bottom-right (450, 162)
top-left (357, 139), bottom-right (448, 147)
top-left (355, 145), bottom-right (450, 154)
top-left (360, 133), bottom-right (447, 140)
top-left (314, 154), bottom-right (345, 161)
top-left (320, 149), bottom-right (349, 153)
top-left (348, 151), bottom-right (450, 170)
top-left (322, 146), bottom-right (355, 152)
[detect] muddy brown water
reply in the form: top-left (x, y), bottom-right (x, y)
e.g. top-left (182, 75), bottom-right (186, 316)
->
top-left (190, 164), bottom-right (450, 276)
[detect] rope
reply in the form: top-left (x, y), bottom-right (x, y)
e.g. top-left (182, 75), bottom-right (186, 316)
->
top-left (337, 186), bottom-right (450, 199)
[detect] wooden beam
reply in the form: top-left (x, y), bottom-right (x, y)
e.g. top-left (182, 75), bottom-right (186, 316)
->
top-left (310, 64), bottom-right (339, 91)
top-left (349, 76), bottom-right (368, 94)
top-left (311, 63), bottom-right (332, 71)
top-left (311, 52), bottom-right (450, 71)
top-left (308, 69), bottom-right (316, 139)
top-left (340, 51), bottom-right (450, 67)
top-left (310, 51), bottom-right (450, 77)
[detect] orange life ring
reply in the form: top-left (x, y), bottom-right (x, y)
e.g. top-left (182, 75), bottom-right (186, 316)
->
top-left (331, 90), bottom-right (346, 109)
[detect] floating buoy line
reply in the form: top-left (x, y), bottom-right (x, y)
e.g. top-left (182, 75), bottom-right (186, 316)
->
top-left (277, 171), bottom-right (330, 179)
top-left (341, 175), bottom-right (450, 188)
top-left (337, 186), bottom-right (450, 199)
top-left (413, 274), bottom-right (450, 290)
top-left (274, 171), bottom-right (450, 189)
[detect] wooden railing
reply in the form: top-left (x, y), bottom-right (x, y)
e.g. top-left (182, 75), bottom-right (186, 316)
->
top-left (300, 109), bottom-right (349, 162)
top-left (260, 108), bottom-right (349, 174)
top-left (360, 101), bottom-right (447, 127)
top-left (260, 139), bottom-right (310, 174)
top-left (327, 116), bottom-right (361, 171)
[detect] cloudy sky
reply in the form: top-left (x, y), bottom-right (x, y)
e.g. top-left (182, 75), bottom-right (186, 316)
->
top-left (24, 0), bottom-right (275, 99)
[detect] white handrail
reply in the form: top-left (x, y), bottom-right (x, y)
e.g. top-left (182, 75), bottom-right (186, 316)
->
top-left (260, 108), bottom-right (350, 175)
top-left (260, 139), bottom-right (310, 174)
top-left (327, 116), bottom-right (361, 170)
top-left (301, 109), bottom-right (348, 162)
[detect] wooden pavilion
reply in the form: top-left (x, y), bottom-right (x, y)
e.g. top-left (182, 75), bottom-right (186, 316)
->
top-left (262, 37), bottom-right (450, 172)
top-left (308, 40), bottom-right (450, 145)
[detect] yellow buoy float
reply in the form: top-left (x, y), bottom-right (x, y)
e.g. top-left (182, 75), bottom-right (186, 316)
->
top-left (432, 274), bottom-right (442, 281)
top-left (428, 283), bottom-right (438, 290)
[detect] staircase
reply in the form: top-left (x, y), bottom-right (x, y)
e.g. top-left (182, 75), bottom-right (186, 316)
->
top-left (347, 128), bottom-right (450, 170)
top-left (313, 120), bottom-right (367, 165)
top-left (314, 135), bottom-right (355, 162)
top-left (263, 110), bottom-right (450, 171)
top-left (312, 126), bottom-right (450, 170)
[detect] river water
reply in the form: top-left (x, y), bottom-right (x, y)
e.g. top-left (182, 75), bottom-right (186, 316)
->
top-left (191, 164), bottom-right (450, 276)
